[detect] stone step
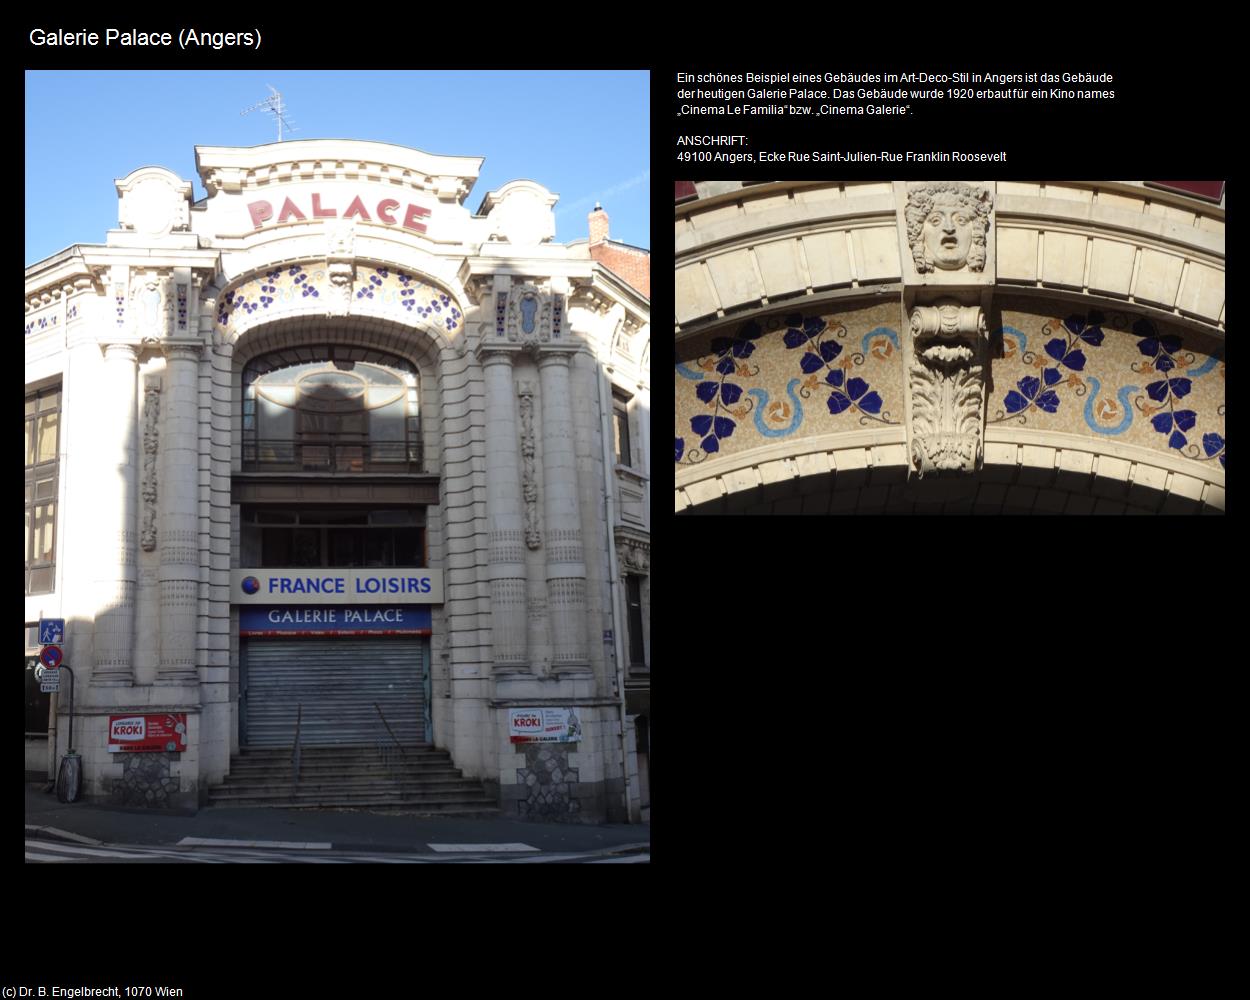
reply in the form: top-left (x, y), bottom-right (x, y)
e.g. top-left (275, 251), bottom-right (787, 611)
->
top-left (207, 789), bottom-right (496, 806)
top-left (238, 745), bottom-right (437, 756)
top-left (208, 745), bottom-right (496, 813)
top-left (206, 798), bottom-right (501, 815)
top-left (210, 778), bottom-right (486, 795)
top-left (225, 765), bottom-right (465, 780)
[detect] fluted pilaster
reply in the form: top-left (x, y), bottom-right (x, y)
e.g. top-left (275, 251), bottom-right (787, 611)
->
top-left (157, 343), bottom-right (201, 684)
top-left (91, 343), bottom-right (139, 685)
top-left (481, 349), bottom-right (530, 675)
top-left (538, 351), bottom-right (589, 671)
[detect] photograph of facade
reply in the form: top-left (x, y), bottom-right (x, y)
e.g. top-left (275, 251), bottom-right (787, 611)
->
top-left (25, 137), bottom-right (650, 822)
top-left (676, 181), bottom-right (1224, 514)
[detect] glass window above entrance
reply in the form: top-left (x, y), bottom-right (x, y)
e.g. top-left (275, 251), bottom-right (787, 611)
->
top-left (242, 347), bottom-right (421, 473)
top-left (241, 506), bottom-right (426, 568)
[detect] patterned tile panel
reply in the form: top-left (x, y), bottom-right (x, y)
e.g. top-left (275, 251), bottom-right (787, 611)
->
top-left (676, 296), bottom-right (1226, 474)
top-left (24, 309), bottom-right (60, 336)
top-left (676, 301), bottom-right (904, 466)
top-left (215, 262), bottom-right (463, 335)
top-left (991, 297), bottom-right (1225, 470)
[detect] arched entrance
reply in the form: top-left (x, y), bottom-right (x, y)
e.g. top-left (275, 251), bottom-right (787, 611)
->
top-left (676, 428), bottom-right (1225, 515)
top-left (218, 261), bottom-right (457, 752)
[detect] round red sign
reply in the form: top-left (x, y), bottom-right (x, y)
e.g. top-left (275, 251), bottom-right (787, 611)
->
top-left (39, 645), bottom-right (63, 669)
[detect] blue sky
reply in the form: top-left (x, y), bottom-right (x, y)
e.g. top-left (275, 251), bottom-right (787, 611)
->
top-left (25, 70), bottom-right (649, 266)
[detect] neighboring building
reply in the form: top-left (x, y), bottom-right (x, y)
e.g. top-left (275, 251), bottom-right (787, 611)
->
top-left (25, 139), bottom-right (650, 821)
top-left (676, 181), bottom-right (1224, 514)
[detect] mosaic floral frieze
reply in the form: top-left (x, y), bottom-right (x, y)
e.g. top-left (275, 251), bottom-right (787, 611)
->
top-left (676, 301), bottom-right (904, 466)
top-left (24, 311), bottom-right (60, 336)
top-left (216, 263), bottom-right (327, 329)
top-left (355, 266), bottom-right (463, 333)
top-left (215, 261), bottom-right (463, 336)
top-left (990, 299), bottom-right (1225, 470)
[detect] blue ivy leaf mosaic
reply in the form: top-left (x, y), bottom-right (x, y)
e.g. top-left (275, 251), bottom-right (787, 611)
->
top-left (676, 308), bottom-right (900, 465)
top-left (1044, 338), bottom-right (1086, 371)
top-left (1064, 311), bottom-right (1106, 346)
top-left (991, 309), bottom-right (1105, 424)
top-left (1146, 377), bottom-right (1192, 402)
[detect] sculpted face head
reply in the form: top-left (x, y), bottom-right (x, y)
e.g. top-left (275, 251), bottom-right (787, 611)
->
top-left (906, 183), bottom-right (991, 274)
top-left (923, 193), bottom-right (974, 270)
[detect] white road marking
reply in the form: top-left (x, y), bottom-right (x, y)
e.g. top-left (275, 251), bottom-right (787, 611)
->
top-left (25, 825), bottom-right (102, 845)
top-left (25, 840), bottom-right (153, 860)
top-left (586, 854), bottom-right (650, 863)
top-left (473, 852), bottom-right (587, 863)
top-left (178, 837), bottom-right (333, 850)
top-left (428, 843), bottom-right (538, 852)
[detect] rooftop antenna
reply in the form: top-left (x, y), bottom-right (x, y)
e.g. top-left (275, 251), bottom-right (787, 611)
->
top-left (241, 85), bottom-right (297, 142)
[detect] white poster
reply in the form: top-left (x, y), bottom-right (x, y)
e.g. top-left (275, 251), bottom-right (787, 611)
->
top-left (508, 707), bottom-right (583, 744)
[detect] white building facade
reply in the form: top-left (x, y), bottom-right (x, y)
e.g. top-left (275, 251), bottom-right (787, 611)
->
top-left (25, 140), bottom-right (650, 821)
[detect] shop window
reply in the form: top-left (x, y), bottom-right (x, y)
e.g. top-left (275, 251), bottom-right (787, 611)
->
top-left (25, 386), bottom-right (60, 595)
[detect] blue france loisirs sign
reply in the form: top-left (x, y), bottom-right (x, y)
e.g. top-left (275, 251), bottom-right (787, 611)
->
top-left (232, 568), bottom-right (443, 605)
top-left (239, 605), bottom-right (432, 637)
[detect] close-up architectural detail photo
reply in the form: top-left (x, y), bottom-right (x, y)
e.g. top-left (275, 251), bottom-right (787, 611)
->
top-left (675, 180), bottom-right (1224, 514)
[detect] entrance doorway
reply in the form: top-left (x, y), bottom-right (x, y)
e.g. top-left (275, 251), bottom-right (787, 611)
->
top-left (241, 636), bottom-right (430, 748)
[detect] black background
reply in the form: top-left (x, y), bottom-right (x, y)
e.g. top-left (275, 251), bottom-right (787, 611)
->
top-left (21, 19), bottom-right (1235, 960)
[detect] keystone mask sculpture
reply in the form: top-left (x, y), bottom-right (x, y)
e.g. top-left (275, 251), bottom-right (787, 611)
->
top-left (902, 182), bottom-right (994, 478)
top-left (905, 181), bottom-right (992, 274)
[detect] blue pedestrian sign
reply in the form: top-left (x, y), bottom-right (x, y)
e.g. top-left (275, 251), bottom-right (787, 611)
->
top-left (39, 618), bottom-right (65, 645)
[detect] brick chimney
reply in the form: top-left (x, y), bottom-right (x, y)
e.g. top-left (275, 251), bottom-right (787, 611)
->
top-left (588, 202), bottom-right (610, 245)
top-left (587, 201), bottom-right (649, 298)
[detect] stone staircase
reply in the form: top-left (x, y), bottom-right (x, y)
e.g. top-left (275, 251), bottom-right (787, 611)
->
top-left (206, 745), bottom-right (498, 815)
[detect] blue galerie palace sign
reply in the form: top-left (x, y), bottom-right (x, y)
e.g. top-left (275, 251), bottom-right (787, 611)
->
top-left (239, 605), bottom-right (432, 637)
top-left (232, 568), bottom-right (444, 605)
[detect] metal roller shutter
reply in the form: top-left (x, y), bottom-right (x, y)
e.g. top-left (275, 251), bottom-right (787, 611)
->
top-left (243, 637), bottom-right (428, 748)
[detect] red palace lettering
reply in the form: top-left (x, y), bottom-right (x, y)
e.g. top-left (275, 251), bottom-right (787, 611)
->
top-left (247, 193), bottom-right (431, 234)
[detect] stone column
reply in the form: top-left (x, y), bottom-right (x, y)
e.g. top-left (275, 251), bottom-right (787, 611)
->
top-left (158, 343), bottom-right (202, 684)
top-left (538, 350), bottom-right (589, 672)
top-left (481, 348), bottom-right (530, 675)
top-left (91, 343), bottom-right (140, 685)
top-left (59, 334), bottom-right (100, 679)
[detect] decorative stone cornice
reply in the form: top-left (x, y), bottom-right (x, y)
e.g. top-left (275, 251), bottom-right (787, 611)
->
top-left (615, 535), bottom-right (650, 575)
top-left (194, 140), bottom-right (483, 203)
top-left (25, 277), bottom-right (99, 312)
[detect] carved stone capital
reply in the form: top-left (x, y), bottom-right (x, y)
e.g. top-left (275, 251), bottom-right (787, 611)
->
top-left (164, 342), bottom-right (203, 363)
top-left (325, 260), bottom-right (354, 316)
top-left (102, 342), bottom-right (140, 363)
top-left (904, 297), bottom-right (989, 478)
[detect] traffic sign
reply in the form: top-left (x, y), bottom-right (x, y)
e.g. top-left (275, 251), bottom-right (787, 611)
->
top-left (39, 619), bottom-right (65, 645)
top-left (39, 645), bottom-right (64, 669)
top-left (40, 672), bottom-right (61, 693)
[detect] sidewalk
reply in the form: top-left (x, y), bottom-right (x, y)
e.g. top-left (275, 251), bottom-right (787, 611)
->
top-left (24, 783), bottom-right (649, 856)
